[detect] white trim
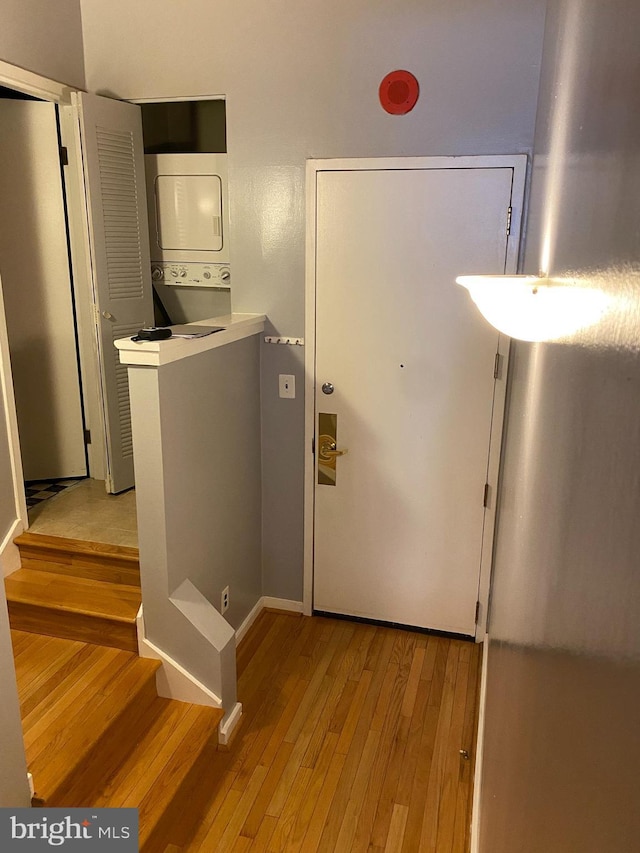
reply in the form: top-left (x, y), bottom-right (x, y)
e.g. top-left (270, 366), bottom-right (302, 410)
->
top-left (0, 59), bottom-right (74, 103)
top-left (0, 59), bottom-right (89, 532)
top-left (131, 95), bottom-right (225, 104)
top-left (218, 701), bottom-right (243, 746)
top-left (136, 607), bottom-right (222, 708)
top-left (303, 159), bottom-right (318, 617)
top-left (304, 155), bottom-right (528, 630)
top-left (137, 606), bottom-right (243, 746)
top-left (261, 596), bottom-right (304, 613)
top-left (470, 634), bottom-right (490, 853)
top-left (0, 518), bottom-right (23, 578)
top-left (0, 274), bottom-right (27, 530)
top-left (235, 596), bottom-right (305, 645)
top-left (475, 156), bottom-right (527, 640)
top-left (59, 105), bottom-right (107, 481)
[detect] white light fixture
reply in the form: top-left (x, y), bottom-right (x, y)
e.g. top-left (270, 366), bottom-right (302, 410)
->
top-left (455, 275), bottom-right (611, 342)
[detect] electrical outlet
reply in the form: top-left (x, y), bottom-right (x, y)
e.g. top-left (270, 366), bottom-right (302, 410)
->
top-left (279, 374), bottom-right (295, 399)
top-left (221, 586), bottom-right (230, 613)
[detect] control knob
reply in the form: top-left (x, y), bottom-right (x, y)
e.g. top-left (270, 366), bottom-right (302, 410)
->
top-left (151, 266), bottom-right (163, 281)
top-left (220, 268), bottom-right (231, 284)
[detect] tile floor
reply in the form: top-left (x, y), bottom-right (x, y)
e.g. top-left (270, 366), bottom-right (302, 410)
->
top-left (27, 478), bottom-right (138, 548)
top-left (24, 479), bottom-right (85, 509)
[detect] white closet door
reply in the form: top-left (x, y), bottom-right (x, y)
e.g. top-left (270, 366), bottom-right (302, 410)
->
top-left (0, 100), bottom-right (86, 481)
top-left (73, 92), bottom-right (153, 493)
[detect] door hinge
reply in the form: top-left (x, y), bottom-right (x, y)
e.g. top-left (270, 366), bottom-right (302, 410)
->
top-left (59, 146), bottom-right (69, 167)
top-left (483, 483), bottom-right (489, 508)
top-left (312, 436), bottom-right (315, 455)
top-left (493, 352), bottom-right (501, 379)
top-left (506, 206), bottom-right (513, 236)
top-left (475, 601), bottom-right (481, 624)
top-left (84, 429), bottom-right (92, 445)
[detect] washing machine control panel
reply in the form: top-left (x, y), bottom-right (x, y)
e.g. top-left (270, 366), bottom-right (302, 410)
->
top-left (151, 262), bottom-right (231, 289)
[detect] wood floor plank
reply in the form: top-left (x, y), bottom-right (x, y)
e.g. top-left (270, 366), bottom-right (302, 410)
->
top-left (247, 815), bottom-right (278, 852)
top-left (419, 642), bottom-right (461, 852)
top-left (240, 741), bottom-right (295, 839)
top-left (283, 731), bottom-right (339, 852)
top-left (384, 803), bottom-right (409, 853)
top-left (215, 764), bottom-right (269, 852)
top-left (174, 769), bottom-right (238, 850)
top-left (351, 639), bottom-right (420, 852)
top-left (401, 638), bottom-right (449, 853)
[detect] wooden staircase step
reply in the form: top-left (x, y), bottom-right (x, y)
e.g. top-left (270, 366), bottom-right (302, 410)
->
top-left (63, 698), bottom-right (223, 849)
top-left (26, 651), bottom-right (162, 805)
top-left (13, 629), bottom-right (226, 848)
top-left (14, 532), bottom-right (140, 586)
top-left (6, 568), bottom-right (141, 651)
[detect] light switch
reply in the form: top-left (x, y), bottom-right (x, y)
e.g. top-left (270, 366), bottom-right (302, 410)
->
top-left (279, 374), bottom-right (295, 399)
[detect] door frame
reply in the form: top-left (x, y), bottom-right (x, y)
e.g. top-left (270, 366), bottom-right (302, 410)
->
top-left (303, 155), bottom-right (527, 639)
top-left (0, 61), bottom-right (107, 536)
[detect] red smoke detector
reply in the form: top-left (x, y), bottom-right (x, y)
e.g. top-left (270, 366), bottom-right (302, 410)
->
top-left (379, 70), bottom-right (419, 115)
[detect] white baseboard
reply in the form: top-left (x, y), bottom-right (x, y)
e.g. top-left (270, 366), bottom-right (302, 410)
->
top-left (235, 596), bottom-right (304, 645)
top-left (218, 701), bottom-right (243, 746)
top-left (471, 633), bottom-right (490, 853)
top-left (136, 607), bottom-right (243, 746)
top-left (0, 518), bottom-right (22, 578)
top-left (136, 607), bottom-right (222, 708)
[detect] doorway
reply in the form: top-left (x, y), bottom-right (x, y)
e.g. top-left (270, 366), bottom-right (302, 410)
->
top-left (0, 80), bottom-right (152, 543)
top-left (304, 156), bottom-right (526, 639)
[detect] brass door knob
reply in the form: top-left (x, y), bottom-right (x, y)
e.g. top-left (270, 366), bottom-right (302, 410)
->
top-left (319, 439), bottom-right (348, 461)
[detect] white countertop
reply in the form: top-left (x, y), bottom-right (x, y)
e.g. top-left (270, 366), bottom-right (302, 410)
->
top-left (115, 313), bottom-right (266, 367)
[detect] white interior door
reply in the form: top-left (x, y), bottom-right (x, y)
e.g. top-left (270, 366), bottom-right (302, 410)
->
top-left (72, 92), bottom-right (153, 493)
top-left (313, 164), bottom-right (515, 636)
top-left (0, 100), bottom-right (86, 481)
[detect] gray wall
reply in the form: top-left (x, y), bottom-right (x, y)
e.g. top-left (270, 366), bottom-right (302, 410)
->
top-left (129, 335), bottom-right (261, 702)
top-left (80, 0), bottom-right (547, 600)
top-left (480, 1), bottom-right (640, 850)
top-left (158, 337), bottom-right (262, 630)
top-left (0, 0), bottom-right (85, 89)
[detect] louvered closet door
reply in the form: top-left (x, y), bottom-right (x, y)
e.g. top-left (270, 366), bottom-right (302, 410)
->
top-left (73, 93), bottom-right (153, 493)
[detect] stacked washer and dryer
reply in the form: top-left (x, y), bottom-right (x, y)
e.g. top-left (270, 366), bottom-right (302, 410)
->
top-left (145, 153), bottom-right (231, 291)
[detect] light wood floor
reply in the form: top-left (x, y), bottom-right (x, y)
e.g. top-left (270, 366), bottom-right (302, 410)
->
top-left (149, 610), bottom-right (481, 852)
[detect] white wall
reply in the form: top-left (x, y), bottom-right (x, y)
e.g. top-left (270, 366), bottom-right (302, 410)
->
top-left (81, 0), bottom-right (547, 600)
top-left (0, 0), bottom-right (85, 89)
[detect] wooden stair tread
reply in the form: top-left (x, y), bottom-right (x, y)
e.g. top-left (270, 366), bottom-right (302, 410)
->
top-left (14, 532), bottom-right (140, 586)
top-left (6, 568), bottom-right (140, 622)
top-left (13, 630), bottom-right (225, 848)
top-left (15, 532), bottom-right (139, 562)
